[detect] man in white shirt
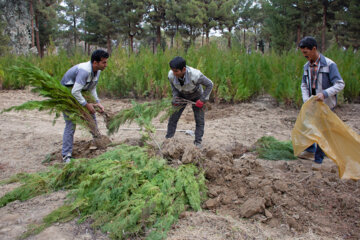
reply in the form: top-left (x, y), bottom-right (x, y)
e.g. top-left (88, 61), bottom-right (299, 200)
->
top-left (60, 49), bottom-right (109, 163)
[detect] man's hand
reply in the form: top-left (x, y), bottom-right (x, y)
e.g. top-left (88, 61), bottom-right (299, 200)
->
top-left (95, 103), bottom-right (105, 113)
top-left (172, 98), bottom-right (179, 106)
top-left (85, 103), bottom-right (96, 114)
top-left (195, 99), bottom-right (204, 108)
top-left (315, 93), bottom-right (325, 101)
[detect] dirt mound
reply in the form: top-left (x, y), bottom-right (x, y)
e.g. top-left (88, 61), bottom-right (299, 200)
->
top-left (93, 134), bottom-right (111, 149)
top-left (45, 139), bottom-right (111, 163)
top-left (2, 90), bottom-right (360, 239)
top-left (160, 139), bottom-right (360, 239)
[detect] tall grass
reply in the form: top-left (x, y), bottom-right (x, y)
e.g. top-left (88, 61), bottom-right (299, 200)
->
top-left (1, 44), bottom-right (359, 106)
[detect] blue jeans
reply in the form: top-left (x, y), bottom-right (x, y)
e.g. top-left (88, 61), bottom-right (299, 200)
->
top-left (306, 144), bottom-right (326, 164)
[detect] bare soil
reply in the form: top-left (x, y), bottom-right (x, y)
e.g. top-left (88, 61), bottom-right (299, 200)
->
top-left (1, 89), bottom-right (360, 240)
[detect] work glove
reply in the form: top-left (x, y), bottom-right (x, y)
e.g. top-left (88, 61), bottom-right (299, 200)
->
top-left (195, 99), bottom-right (204, 108)
top-left (172, 98), bottom-right (179, 106)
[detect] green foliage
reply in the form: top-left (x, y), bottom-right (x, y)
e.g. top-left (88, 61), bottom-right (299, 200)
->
top-left (0, 173), bottom-right (34, 185)
top-left (255, 136), bottom-right (297, 161)
top-left (19, 204), bottom-right (78, 240)
top-left (0, 173), bottom-right (51, 207)
top-left (107, 99), bottom-right (174, 135)
top-left (0, 62), bottom-right (100, 137)
top-left (0, 145), bottom-right (206, 239)
top-left (0, 44), bottom-right (359, 105)
top-left (107, 98), bottom-right (179, 149)
top-left (326, 46), bottom-right (360, 103)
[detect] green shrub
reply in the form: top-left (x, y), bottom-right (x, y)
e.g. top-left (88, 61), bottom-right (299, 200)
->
top-left (0, 145), bottom-right (206, 240)
top-left (255, 136), bottom-right (297, 161)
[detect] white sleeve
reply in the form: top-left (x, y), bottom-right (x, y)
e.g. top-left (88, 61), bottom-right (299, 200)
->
top-left (90, 82), bottom-right (100, 103)
top-left (72, 82), bottom-right (87, 106)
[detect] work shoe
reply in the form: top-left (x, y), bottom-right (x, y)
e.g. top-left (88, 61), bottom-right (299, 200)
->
top-left (298, 151), bottom-right (315, 160)
top-left (312, 163), bottom-right (322, 171)
top-left (194, 142), bottom-right (202, 149)
top-left (62, 154), bottom-right (72, 164)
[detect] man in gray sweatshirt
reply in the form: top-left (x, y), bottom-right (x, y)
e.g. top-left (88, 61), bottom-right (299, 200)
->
top-left (166, 56), bottom-right (213, 147)
top-left (60, 49), bottom-right (109, 163)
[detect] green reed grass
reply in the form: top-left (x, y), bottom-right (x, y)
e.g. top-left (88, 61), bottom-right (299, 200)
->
top-left (1, 44), bottom-right (359, 105)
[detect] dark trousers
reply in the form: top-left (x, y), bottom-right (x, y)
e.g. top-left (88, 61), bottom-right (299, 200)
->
top-left (166, 103), bottom-right (205, 144)
top-left (305, 91), bottom-right (327, 163)
top-left (306, 144), bottom-right (326, 164)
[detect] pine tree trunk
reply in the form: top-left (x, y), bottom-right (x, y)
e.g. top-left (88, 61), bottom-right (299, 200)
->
top-left (201, 28), bottom-right (204, 46)
top-left (335, 33), bottom-right (339, 46)
top-left (176, 25), bottom-right (179, 48)
top-left (156, 25), bottom-right (161, 52)
top-left (243, 29), bottom-right (246, 48)
top-left (73, 12), bottom-right (77, 49)
top-left (153, 35), bottom-right (155, 54)
top-left (107, 34), bottom-right (112, 54)
top-left (129, 34), bottom-right (134, 53)
top-left (322, 3), bottom-right (327, 52)
top-left (296, 25), bottom-right (301, 48)
top-left (190, 26), bottom-right (193, 45)
top-left (84, 31), bottom-right (87, 53)
top-left (206, 31), bottom-right (210, 45)
top-left (29, 0), bottom-right (35, 48)
top-left (40, 45), bottom-right (44, 58)
top-left (35, 14), bottom-right (41, 57)
top-left (254, 28), bottom-right (257, 51)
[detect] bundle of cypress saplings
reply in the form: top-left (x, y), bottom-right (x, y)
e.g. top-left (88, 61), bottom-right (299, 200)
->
top-left (0, 145), bottom-right (206, 240)
top-left (1, 62), bottom-right (110, 148)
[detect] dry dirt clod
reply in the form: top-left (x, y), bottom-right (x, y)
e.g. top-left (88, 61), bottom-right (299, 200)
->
top-left (204, 198), bottom-right (219, 210)
top-left (239, 197), bottom-right (266, 218)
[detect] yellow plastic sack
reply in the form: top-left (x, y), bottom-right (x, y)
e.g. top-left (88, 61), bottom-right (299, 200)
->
top-left (291, 97), bottom-right (360, 180)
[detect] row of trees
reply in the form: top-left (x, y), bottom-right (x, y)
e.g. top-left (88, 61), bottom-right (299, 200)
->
top-left (3, 0), bottom-right (360, 56)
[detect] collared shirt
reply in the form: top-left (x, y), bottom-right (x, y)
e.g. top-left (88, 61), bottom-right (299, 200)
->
top-left (61, 61), bottom-right (101, 105)
top-left (301, 54), bottom-right (345, 109)
top-left (168, 66), bottom-right (213, 102)
top-left (310, 56), bottom-right (320, 89)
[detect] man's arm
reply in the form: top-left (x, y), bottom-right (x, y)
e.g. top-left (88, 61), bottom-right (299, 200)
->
top-left (71, 70), bottom-right (99, 113)
top-left (322, 62), bottom-right (345, 99)
top-left (197, 74), bottom-right (213, 102)
top-left (71, 69), bottom-right (89, 106)
top-left (301, 74), bottom-right (310, 103)
top-left (89, 82), bottom-right (100, 103)
top-left (169, 79), bottom-right (180, 98)
top-left (89, 82), bottom-right (104, 112)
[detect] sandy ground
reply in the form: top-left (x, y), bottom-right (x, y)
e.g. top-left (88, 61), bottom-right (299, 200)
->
top-left (0, 89), bottom-right (359, 240)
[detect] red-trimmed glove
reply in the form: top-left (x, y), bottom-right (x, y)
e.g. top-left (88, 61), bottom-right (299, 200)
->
top-left (195, 100), bottom-right (204, 108)
top-left (172, 98), bottom-right (179, 106)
